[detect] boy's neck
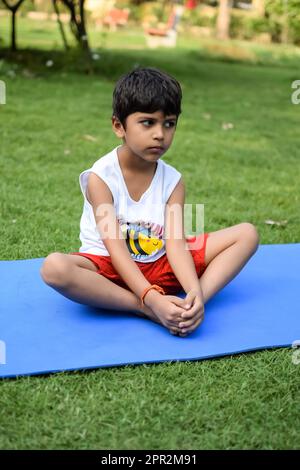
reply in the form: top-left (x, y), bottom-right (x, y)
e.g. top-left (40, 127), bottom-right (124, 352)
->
top-left (117, 144), bottom-right (158, 174)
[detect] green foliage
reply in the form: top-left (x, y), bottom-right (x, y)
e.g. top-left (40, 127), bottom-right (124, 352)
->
top-left (0, 19), bottom-right (300, 451)
top-left (18, 0), bottom-right (38, 16)
top-left (182, 0), bottom-right (300, 44)
top-left (265, 0), bottom-right (300, 44)
top-left (18, 0), bottom-right (53, 15)
top-left (229, 14), bottom-right (244, 39)
top-left (286, 0), bottom-right (300, 44)
top-left (152, 3), bottom-right (168, 23)
top-left (230, 14), bottom-right (270, 40)
top-left (182, 7), bottom-right (216, 28)
top-left (114, 0), bottom-right (143, 22)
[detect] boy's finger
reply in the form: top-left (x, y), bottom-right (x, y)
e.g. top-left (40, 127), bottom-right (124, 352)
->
top-left (180, 306), bottom-right (197, 320)
top-left (169, 309), bottom-right (187, 327)
top-left (168, 295), bottom-right (186, 305)
top-left (169, 329), bottom-right (179, 335)
top-left (179, 311), bottom-right (204, 329)
top-left (174, 306), bottom-right (188, 317)
top-left (186, 316), bottom-right (204, 334)
top-left (180, 314), bottom-right (204, 334)
top-left (178, 332), bottom-right (189, 338)
top-left (180, 312), bottom-right (193, 320)
top-left (181, 301), bottom-right (204, 319)
top-left (173, 298), bottom-right (188, 310)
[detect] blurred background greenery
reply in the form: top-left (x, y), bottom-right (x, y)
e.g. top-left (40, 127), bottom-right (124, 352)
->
top-left (1, 0), bottom-right (300, 451)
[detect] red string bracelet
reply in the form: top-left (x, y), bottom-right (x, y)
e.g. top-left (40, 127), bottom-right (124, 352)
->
top-left (141, 284), bottom-right (166, 307)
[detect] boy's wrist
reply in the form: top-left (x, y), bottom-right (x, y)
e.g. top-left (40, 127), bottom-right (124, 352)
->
top-left (143, 288), bottom-right (162, 307)
top-left (192, 287), bottom-right (203, 295)
top-left (187, 285), bottom-right (203, 296)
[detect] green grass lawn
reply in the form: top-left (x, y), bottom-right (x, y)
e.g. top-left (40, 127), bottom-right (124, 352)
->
top-left (0, 15), bottom-right (300, 450)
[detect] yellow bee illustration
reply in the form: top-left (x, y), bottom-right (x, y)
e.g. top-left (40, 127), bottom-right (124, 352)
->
top-left (121, 224), bottom-right (164, 257)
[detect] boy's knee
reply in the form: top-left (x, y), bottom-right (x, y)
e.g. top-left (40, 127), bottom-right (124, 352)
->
top-left (240, 223), bottom-right (260, 252)
top-left (40, 252), bottom-right (70, 287)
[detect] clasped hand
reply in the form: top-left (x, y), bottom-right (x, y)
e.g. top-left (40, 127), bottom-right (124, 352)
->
top-left (176, 288), bottom-right (205, 337)
top-left (147, 288), bottom-right (205, 337)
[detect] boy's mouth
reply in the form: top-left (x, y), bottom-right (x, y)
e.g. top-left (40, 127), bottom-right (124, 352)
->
top-left (147, 146), bottom-right (164, 153)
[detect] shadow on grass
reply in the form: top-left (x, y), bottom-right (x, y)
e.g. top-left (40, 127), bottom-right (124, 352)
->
top-left (1, 42), bottom-right (299, 82)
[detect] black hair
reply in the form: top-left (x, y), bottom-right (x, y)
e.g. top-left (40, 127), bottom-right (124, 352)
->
top-left (112, 67), bottom-right (182, 129)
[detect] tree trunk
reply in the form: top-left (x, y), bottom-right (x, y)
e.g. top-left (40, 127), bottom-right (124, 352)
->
top-left (281, 0), bottom-right (289, 44)
top-left (61, 0), bottom-right (90, 51)
top-left (216, 0), bottom-right (232, 41)
top-left (78, 0), bottom-right (89, 50)
top-left (11, 9), bottom-right (16, 51)
top-left (52, 0), bottom-right (69, 51)
top-left (252, 0), bottom-right (265, 17)
top-left (1, 0), bottom-right (26, 52)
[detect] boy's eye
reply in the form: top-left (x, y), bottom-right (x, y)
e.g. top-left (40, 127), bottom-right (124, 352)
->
top-left (141, 120), bottom-right (153, 126)
top-left (165, 121), bottom-right (176, 128)
top-left (140, 120), bottom-right (176, 128)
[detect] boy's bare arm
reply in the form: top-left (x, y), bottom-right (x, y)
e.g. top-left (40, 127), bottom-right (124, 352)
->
top-left (165, 178), bottom-right (201, 294)
top-left (87, 173), bottom-right (155, 300)
top-left (87, 173), bottom-right (195, 333)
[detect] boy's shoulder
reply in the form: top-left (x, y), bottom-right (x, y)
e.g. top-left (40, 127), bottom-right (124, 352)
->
top-left (91, 146), bottom-right (117, 169)
top-left (160, 157), bottom-right (182, 177)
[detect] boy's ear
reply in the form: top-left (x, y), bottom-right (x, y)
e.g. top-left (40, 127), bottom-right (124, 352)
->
top-left (112, 115), bottom-right (125, 138)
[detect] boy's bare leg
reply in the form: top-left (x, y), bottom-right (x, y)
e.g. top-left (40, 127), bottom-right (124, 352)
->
top-left (199, 223), bottom-right (260, 304)
top-left (40, 253), bottom-right (161, 323)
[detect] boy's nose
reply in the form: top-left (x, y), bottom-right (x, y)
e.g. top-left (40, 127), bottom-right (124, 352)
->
top-left (152, 125), bottom-right (164, 139)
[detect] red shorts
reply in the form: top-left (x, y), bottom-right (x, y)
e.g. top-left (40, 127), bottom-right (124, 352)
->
top-left (70, 233), bottom-right (210, 295)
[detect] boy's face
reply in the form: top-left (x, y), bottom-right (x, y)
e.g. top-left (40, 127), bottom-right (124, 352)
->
top-left (112, 110), bottom-right (177, 162)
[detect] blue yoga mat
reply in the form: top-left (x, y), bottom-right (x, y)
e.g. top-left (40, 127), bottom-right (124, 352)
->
top-left (0, 244), bottom-right (299, 379)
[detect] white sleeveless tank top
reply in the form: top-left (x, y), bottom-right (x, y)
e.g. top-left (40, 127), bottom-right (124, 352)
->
top-left (78, 145), bottom-right (182, 263)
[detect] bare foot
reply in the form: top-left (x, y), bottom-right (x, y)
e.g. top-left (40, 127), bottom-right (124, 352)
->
top-left (136, 303), bottom-right (184, 336)
top-left (136, 302), bottom-right (162, 325)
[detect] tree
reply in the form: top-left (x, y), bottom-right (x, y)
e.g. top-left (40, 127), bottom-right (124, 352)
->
top-left (216, 0), bottom-right (232, 41)
top-left (1, 0), bottom-right (26, 51)
top-left (60, 0), bottom-right (94, 72)
top-left (60, 0), bottom-right (90, 51)
top-left (252, 0), bottom-right (265, 16)
top-left (1, 0), bottom-right (93, 71)
top-left (52, 0), bottom-right (69, 51)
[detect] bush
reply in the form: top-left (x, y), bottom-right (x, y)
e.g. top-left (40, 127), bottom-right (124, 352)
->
top-left (181, 6), bottom-right (216, 28)
top-left (265, 0), bottom-right (300, 44)
top-left (228, 0), bottom-right (300, 44)
top-left (229, 14), bottom-right (244, 39)
top-left (115, 0), bottom-right (143, 23)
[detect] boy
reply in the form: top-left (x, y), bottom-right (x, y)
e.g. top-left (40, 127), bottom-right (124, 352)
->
top-left (41, 67), bottom-right (259, 337)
